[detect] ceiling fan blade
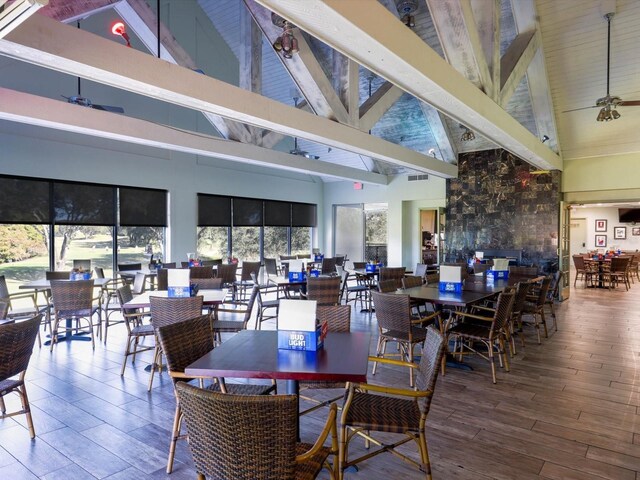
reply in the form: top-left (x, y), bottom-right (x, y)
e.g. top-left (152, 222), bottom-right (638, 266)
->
top-left (91, 104), bottom-right (125, 114)
top-left (618, 100), bottom-right (640, 106)
top-left (562, 105), bottom-right (598, 113)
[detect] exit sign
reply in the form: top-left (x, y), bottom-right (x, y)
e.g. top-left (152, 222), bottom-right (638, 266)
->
top-left (353, 182), bottom-right (363, 190)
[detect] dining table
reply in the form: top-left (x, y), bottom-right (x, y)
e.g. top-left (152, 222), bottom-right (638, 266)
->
top-left (118, 269), bottom-right (158, 290)
top-left (185, 329), bottom-right (371, 436)
top-left (123, 288), bottom-right (228, 310)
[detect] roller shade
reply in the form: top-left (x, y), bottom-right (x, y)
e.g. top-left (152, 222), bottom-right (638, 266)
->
top-left (198, 194), bottom-right (231, 227)
top-left (0, 176), bottom-right (51, 224)
top-left (264, 200), bottom-right (291, 227)
top-left (119, 187), bottom-right (167, 227)
top-left (292, 203), bottom-right (317, 227)
top-left (232, 197), bottom-right (263, 227)
top-left (53, 181), bottom-right (115, 225)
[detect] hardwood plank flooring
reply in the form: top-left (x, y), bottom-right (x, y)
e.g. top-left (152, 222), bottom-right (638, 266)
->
top-left (2, 281), bottom-right (640, 478)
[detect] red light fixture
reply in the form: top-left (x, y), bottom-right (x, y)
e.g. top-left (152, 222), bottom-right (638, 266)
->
top-left (111, 21), bottom-right (131, 47)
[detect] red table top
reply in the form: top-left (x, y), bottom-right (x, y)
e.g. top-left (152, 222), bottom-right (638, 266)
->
top-left (185, 330), bottom-right (371, 383)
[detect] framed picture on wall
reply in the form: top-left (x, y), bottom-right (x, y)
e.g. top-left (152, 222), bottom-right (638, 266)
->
top-left (614, 226), bottom-right (626, 240)
top-left (595, 235), bottom-right (607, 248)
top-left (595, 219), bottom-right (607, 232)
top-left (633, 227), bottom-right (640, 236)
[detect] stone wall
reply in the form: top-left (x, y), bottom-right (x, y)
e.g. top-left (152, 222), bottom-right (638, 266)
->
top-left (445, 149), bottom-right (561, 271)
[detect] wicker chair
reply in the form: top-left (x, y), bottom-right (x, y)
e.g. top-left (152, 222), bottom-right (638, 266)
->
top-left (94, 267), bottom-right (124, 341)
top-left (402, 275), bottom-right (431, 317)
top-left (305, 276), bottom-right (341, 306)
top-left (157, 268), bottom-right (169, 291)
top-left (117, 285), bottom-right (154, 376)
top-left (321, 257), bottom-right (337, 275)
top-left (147, 296), bottom-right (204, 391)
top-left (157, 314), bottom-right (275, 473)
top-left (572, 255), bottom-right (591, 287)
top-left (195, 277), bottom-right (223, 290)
top-left (509, 266), bottom-right (538, 276)
top-left (299, 305), bottom-right (351, 416)
top-left (0, 315), bottom-right (42, 438)
top-left (352, 262), bottom-right (366, 270)
top-left (235, 261), bottom-right (261, 302)
top-left (49, 280), bottom-right (101, 351)
top-left (414, 263), bottom-right (428, 279)
top-left (473, 263), bottom-right (490, 274)
top-left (0, 275), bottom-right (44, 346)
top-left (338, 326), bottom-right (445, 480)
top-left (376, 279), bottom-right (397, 293)
top-left (176, 382), bottom-right (337, 480)
top-left (371, 291), bottom-right (439, 387)
top-left (545, 271), bottom-right (563, 330)
top-left (212, 283), bottom-right (258, 345)
top-left (190, 265), bottom-right (214, 279)
top-left (250, 273), bottom-right (279, 330)
top-left (445, 290), bottom-right (515, 384)
top-left (608, 256), bottom-right (631, 290)
top-left (264, 257), bottom-right (279, 276)
top-left (378, 267), bottom-right (406, 289)
top-left (522, 276), bottom-right (552, 344)
top-left (217, 263), bottom-right (238, 298)
top-left (338, 269), bottom-right (369, 310)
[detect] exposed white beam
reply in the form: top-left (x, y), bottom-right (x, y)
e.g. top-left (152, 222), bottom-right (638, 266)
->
top-left (0, 0), bottom-right (47, 39)
top-left (0, 14), bottom-right (456, 177)
top-left (0, 87), bottom-right (388, 185)
top-left (115, 0), bottom-right (254, 144)
top-left (419, 103), bottom-right (458, 163)
top-left (257, 0), bottom-right (561, 171)
top-left (510, 0), bottom-right (560, 154)
top-left (470, 0), bottom-right (500, 100)
top-left (499, 30), bottom-right (539, 108)
top-left (243, 0), bottom-right (349, 124)
top-left (358, 81), bottom-right (404, 133)
top-left (459, 0), bottom-right (492, 95)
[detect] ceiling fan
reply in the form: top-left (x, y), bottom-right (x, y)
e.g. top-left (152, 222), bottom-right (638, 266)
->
top-left (290, 136), bottom-right (320, 160)
top-left (563, 11), bottom-right (640, 121)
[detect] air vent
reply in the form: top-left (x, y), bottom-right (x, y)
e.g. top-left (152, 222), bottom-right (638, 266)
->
top-left (408, 174), bottom-right (429, 181)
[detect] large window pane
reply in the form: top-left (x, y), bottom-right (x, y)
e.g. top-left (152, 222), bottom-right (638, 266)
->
top-left (0, 224), bottom-right (50, 305)
top-left (197, 227), bottom-right (229, 261)
top-left (232, 227), bottom-right (260, 261)
top-left (53, 182), bottom-right (115, 225)
top-left (53, 225), bottom-right (114, 275)
top-left (117, 227), bottom-right (164, 269)
top-left (264, 227), bottom-right (288, 259)
top-left (291, 227), bottom-right (311, 256)
top-left (120, 187), bottom-right (167, 227)
top-left (365, 204), bottom-right (388, 264)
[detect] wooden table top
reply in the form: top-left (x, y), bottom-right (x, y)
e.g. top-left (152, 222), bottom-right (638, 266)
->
top-left (124, 289), bottom-right (228, 309)
top-left (19, 278), bottom-right (111, 290)
top-left (185, 330), bottom-right (371, 383)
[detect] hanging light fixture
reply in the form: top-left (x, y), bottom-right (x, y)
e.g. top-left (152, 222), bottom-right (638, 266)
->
top-left (111, 21), bottom-right (131, 47)
top-left (460, 124), bottom-right (475, 142)
top-left (271, 13), bottom-right (299, 59)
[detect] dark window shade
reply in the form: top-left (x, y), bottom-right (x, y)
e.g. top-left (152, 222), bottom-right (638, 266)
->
top-left (53, 182), bottom-right (115, 225)
top-left (198, 194), bottom-right (231, 227)
top-left (233, 197), bottom-right (263, 227)
top-left (0, 177), bottom-right (51, 224)
top-left (119, 187), bottom-right (167, 227)
top-left (292, 203), bottom-right (317, 227)
top-left (264, 200), bottom-right (291, 227)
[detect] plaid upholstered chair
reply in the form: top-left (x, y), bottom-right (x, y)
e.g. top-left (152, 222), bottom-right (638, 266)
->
top-left (176, 383), bottom-right (337, 480)
top-left (157, 314), bottom-right (275, 473)
top-left (338, 326), bottom-right (445, 480)
top-left (0, 315), bottom-right (42, 438)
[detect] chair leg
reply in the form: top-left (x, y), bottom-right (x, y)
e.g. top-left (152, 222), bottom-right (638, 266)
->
top-left (121, 335), bottom-right (133, 376)
top-left (19, 385), bottom-right (35, 439)
top-left (338, 423), bottom-right (348, 480)
top-left (167, 402), bottom-right (182, 473)
top-left (418, 431), bottom-right (432, 480)
top-left (372, 337), bottom-right (385, 376)
top-left (540, 309), bottom-right (548, 339)
top-left (500, 338), bottom-right (510, 372)
top-left (0, 395), bottom-right (5, 414)
top-left (489, 346), bottom-right (497, 384)
top-left (148, 345), bottom-right (160, 391)
top-left (408, 343), bottom-right (414, 388)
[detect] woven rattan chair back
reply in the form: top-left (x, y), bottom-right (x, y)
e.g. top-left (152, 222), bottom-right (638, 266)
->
top-left (534, 276), bottom-right (552, 308)
top-left (402, 275), bottom-right (423, 289)
top-left (549, 271), bottom-right (563, 300)
top-left (94, 267), bottom-right (105, 279)
top-left (306, 276), bottom-right (341, 306)
top-left (240, 262), bottom-right (261, 282)
top-left (492, 291), bottom-right (516, 333)
top-left (321, 257), bottom-right (337, 275)
top-left (352, 262), bottom-right (366, 270)
top-left (512, 281), bottom-right (532, 316)
top-left (611, 256), bottom-right (630, 273)
top-left (217, 264), bottom-right (238, 286)
top-left (181, 262), bottom-right (190, 269)
top-left (264, 258), bottom-right (278, 276)
top-left (414, 326), bottom-right (446, 414)
top-left (157, 269), bottom-right (168, 291)
top-left (335, 255), bottom-right (346, 267)
top-left (317, 304), bottom-right (351, 333)
top-left (378, 267), bottom-right (406, 288)
top-left (50, 280), bottom-right (94, 314)
top-left (509, 266), bottom-right (538, 276)
top-left (156, 314), bottom-right (213, 381)
top-left (194, 277), bottom-right (223, 290)
top-left (132, 273), bottom-right (146, 295)
top-left (116, 285), bottom-right (135, 314)
top-left (46, 271), bottom-right (70, 280)
top-left (189, 266), bottom-right (214, 279)
top-left (175, 383), bottom-right (298, 480)
top-left (0, 314), bottom-right (41, 380)
top-left (149, 296), bottom-right (204, 329)
top-left (372, 291), bottom-right (412, 334)
top-left (377, 279), bottom-right (397, 293)
top-left (425, 272), bottom-right (440, 285)
top-left (572, 255), bottom-right (586, 270)
top-left (242, 284), bottom-right (260, 325)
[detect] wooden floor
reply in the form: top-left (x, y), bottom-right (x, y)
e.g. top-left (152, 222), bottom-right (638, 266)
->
top-left (2, 280), bottom-right (640, 479)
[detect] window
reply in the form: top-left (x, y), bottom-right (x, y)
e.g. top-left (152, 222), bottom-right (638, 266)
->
top-left (264, 226), bottom-right (289, 259)
top-left (197, 227), bottom-right (229, 261)
top-left (232, 227), bottom-right (261, 261)
top-left (117, 227), bottom-right (164, 269)
top-left (291, 227), bottom-right (311, 256)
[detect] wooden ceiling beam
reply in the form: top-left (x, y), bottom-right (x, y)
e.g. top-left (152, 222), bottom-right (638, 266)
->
top-left (499, 30), bottom-right (539, 108)
top-left (0, 14), bottom-right (456, 177)
top-left (256, 0), bottom-right (561, 171)
top-left (358, 81), bottom-right (403, 133)
top-left (0, 0), bottom-right (47, 39)
top-left (0, 87), bottom-right (388, 185)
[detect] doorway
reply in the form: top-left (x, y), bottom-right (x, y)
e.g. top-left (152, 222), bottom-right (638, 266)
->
top-left (419, 209), bottom-right (438, 266)
top-left (570, 218), bottom-right (587, 258)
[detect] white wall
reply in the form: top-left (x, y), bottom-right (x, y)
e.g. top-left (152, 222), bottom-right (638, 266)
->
top-left (323, 176), bottom-right (446, 269)
top-left (0, 122), bottom-right (324, 261)
top-left (572, 206), bottom-right (640, 252)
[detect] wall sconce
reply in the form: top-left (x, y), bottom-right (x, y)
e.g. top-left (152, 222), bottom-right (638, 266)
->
top-left (111, 21), bottom-right (131, 47)
top-left (460, 124), bottom-right (475, 142)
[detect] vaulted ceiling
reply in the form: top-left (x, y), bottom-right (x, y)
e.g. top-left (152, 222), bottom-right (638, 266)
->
top-left (0, 0), bottom-right (635, 185)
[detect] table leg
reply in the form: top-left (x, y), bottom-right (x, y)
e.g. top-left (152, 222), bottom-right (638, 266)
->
top-left (286, 379), bottom-right (300, 441)
top-left (44, 318), bottom-right (92, 346)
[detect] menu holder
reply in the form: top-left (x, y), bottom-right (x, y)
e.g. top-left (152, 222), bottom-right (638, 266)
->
top-left (167, 269), bottom-right (190, 297)
top-left (489, 258), bottom-right (509, 280)
top-left (439, 265), bottom-right (462, 293)
top-left (277, 299), bottom-right (324, 351)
